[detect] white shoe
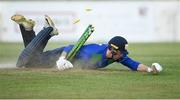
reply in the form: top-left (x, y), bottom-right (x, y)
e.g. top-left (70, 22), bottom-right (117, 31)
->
top-left (151, 63), bottom-right (163, 74)
top-left (11, 14), bottom-right (35, 31)
top-left (44, 15), bottom-right (59, 36)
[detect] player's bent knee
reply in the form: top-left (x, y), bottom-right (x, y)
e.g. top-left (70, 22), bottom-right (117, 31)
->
top-left (16, 58), bottom-right (25, 68)
top-left (16, 56), bottom-right (29, 68)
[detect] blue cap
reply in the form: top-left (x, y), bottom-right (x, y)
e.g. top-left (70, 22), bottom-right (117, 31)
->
top-left (108, 36), bottom-right (128, 53)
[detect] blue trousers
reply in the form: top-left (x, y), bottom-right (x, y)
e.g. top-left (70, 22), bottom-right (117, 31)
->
top-left (16, 25), bottom-right (64, 68)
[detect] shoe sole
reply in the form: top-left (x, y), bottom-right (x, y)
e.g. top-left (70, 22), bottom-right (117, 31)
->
top-left (11, 15), bottom-right (26, 23)
top-left (11, 14), bottom-right (35, 30)
top-left (45, 15), bottom-right (55, 27)
top-left (44, 15), bottom-right (58, 35)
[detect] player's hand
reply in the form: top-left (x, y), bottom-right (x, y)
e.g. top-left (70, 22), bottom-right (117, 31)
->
top-left (151, 63), bottom-right (163, 74)
top-left (56, 56), bottom-right (73, 70)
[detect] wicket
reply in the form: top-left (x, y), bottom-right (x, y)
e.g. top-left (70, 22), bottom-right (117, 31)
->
top-left (66, 25), bottom-right (94, 61)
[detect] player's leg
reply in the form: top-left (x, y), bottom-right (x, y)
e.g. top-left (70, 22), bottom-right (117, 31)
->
top-left (19, 25), bottom-right (36, 47)
top-left (16, 15), bottom-right (59, 68)
top-left (11, 14), bottom-right (36, 47)
top-left (38, 47), bottom-right (65, 67)
top-left (37, 15), bottom-right (59, 52)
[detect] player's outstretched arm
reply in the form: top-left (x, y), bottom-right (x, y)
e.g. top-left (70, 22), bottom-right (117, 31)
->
top-left (121, 57), bottom-right (163, 74)
top-left (137, 63), bottom-right (163, 74)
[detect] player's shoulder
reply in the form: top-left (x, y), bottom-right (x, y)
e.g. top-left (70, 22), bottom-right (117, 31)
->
top-left (85, 43), bottom-right (108, 47)
top-left (81, 43), bottom-right (108, 51)
top-left (80, 43), bottom-right (108, 54)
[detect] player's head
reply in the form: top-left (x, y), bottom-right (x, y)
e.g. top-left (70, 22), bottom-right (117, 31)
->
top-left (108, 36), bottom-right (128, 60)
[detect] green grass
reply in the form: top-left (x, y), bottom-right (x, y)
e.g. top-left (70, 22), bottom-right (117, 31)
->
top-left (0, 42), bottom-right (180, 99)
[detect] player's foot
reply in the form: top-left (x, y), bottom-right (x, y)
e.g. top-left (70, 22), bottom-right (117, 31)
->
top-left (151, 63), bottom-right (163, 74)
top-left (44, 15), bottom-right (59, 36)
top-left (11, 14), bottom-right (35, 31)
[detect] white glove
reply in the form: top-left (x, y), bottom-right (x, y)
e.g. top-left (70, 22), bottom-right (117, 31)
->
top-left (56, 56), bottom-right (73, 70)
top-left (151, 63), bottom-right (163, 73)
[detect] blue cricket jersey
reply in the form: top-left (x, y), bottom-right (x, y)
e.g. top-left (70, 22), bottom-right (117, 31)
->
top-left (63, 44), bottom-right (140, 70)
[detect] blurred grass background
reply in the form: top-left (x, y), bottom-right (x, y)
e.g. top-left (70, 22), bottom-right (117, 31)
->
top-left (0, 42), bottom-right (180, 99)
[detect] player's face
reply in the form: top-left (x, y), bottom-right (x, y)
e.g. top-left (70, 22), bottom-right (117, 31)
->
top-left (106, 49), bottom-right (123, 60)
top-left (111, 50), bottom-right (123, 60)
